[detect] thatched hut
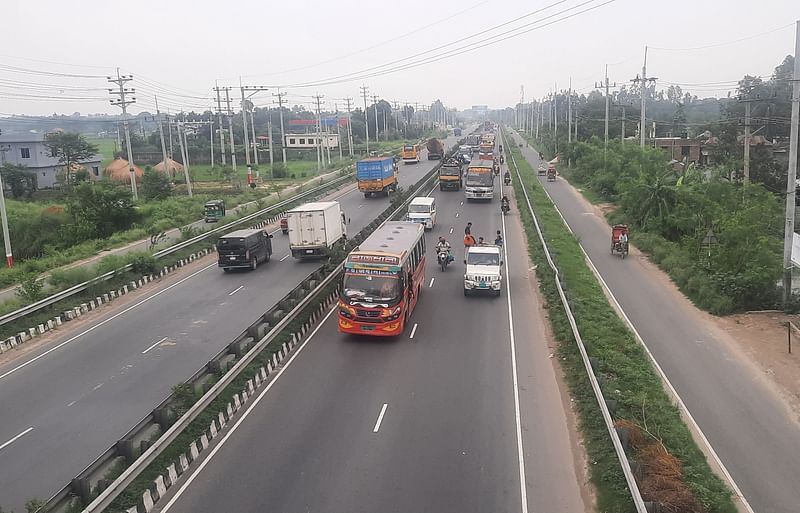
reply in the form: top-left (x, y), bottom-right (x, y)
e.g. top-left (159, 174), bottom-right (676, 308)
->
top-left (152, 158), bottom-right (183, 178)
top-left (104, 158), bottom-right (144, 183)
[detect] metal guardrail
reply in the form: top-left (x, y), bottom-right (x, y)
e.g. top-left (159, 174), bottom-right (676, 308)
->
top-left (39, 145), bottom-right (451, 513)
top-left (0, 172), bottom-right (354, 328)
top-left (501, 129), bottom-right (649, 513)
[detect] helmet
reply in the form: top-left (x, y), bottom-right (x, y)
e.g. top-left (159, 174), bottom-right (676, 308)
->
top-left (439, 236), bottom-right (445, 242)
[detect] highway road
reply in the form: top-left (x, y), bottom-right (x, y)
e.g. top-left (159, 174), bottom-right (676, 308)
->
top-left (0, 136), bottom-right (460, 511)
top-left (0, 170), bottom-right (346, 304)
top-left (155, 157), bottom-right (589, 513)
top-left (509, 129), bottom-right (800, 513)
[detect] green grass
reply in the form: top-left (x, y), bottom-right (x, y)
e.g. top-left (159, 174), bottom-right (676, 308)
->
top-left (504, 131), bottom-right (736, 513)
top-left (86, 137), bottom-right (118, 167)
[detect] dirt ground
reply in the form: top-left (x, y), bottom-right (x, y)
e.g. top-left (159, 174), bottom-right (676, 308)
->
top-left (714, 312), bottom-right (800, 420)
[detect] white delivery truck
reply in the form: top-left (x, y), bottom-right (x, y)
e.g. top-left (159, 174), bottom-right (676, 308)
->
top-left (287, 201), bottom-right (347, 259)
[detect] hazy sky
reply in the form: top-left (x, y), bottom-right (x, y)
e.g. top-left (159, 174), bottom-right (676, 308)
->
top-left (1, 0), bottom-right (797, 116)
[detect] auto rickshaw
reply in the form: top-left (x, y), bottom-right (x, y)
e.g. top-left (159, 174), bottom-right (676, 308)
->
top-left (546, 165), bottom-right (556, 182)
top-left (537, 163), bottom-right (547, 176)
top-left (611, 224), bottom-right (629, 259)
top-left (204, 199), bottom-right (226, 222)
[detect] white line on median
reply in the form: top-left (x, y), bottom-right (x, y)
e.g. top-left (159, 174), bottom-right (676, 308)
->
top-left (455, 212), bottom-right (459, 218)
top-left (142, 337), bottom-right (169, 354)
top-left (0, 262), bottom-right (217, 382)
top-left (373, 403), bottom-right (388, 433)
top-left (280, 254), bottom-right (291, 262)
top-left (409, 323), bottom-right (418, 339)
top-left (500, 140), bottom-right (529, 513)
top-left (160, 306), bottom-right (338, 513)
top-left (449, 227), bottom-right (454, 234)
top-left (429, 277), bottom-right (435, 288)
top-left (0, 427), bottom-right (34, 452)
top-left (228, 285), bottom-right (244, 296)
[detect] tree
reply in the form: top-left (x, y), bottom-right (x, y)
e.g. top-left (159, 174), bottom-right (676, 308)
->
top-left (44, 131), bottom-right (99, 186)
top-left (66, 181), bottom-right (139, 240)
top-left (140, 169), bottom-right (173, 201)
top-left (0, 163), bottom-right (37, 198)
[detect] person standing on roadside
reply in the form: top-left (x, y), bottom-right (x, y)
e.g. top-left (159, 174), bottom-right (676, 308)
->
top-left (465, 222), bottom-right (472, 236)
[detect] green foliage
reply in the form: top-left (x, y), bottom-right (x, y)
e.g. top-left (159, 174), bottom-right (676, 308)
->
top-left (505, 136), bottom-right (736, 513)
top-left (44, 132), bottom-right (99, 185)
top-left (140, 169), bottom-right (173, 201)
top-left (545, 136), bottom-right (782, 313)
top-left (48, 266), bottom-right (92, 289)
top-left (25, 498), bottom-right (45, 513)
top-left (66, 181), bottom-right (139, 240)
top-left (127, 252), bottom-right (158, 275)
top-left (271, 163), bottom-right (287, 178)
top-left (0, 163), bottom-right (37, 198)
top-left (16, 272), bottom-right (45, 302)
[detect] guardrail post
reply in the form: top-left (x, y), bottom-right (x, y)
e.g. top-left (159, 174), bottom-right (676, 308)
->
top-left (117, 439), bottom-right (136, 464)
top-left (70, 477), bottom-right (92, 504)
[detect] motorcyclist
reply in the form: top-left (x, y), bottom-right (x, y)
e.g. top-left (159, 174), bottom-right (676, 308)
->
top-left (504, 170), bottom-right (511, 183)
top-left (494, 230), bottom-right (504, 246)
top-left (436, 236), bottom-right (452, 260)
top-left (499, 155), bottom-right (505, 165)
top-left (501, 195), bottom-right (510, 212)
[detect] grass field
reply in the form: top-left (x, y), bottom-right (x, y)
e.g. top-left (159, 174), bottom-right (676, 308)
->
top-left (86, 137), bottom-right (118, 167)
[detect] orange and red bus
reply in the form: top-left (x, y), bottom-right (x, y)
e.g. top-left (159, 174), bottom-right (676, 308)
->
top-left (338, 221), bottom-right (426, 336)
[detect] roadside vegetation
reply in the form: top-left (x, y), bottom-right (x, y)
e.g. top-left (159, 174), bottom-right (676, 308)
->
top-left (505, 135), bottom-right (736, 513)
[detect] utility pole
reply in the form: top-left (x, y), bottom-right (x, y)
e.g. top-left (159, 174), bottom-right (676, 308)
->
top-left (554, 84), bottom-right (558, 154)
top-left (215, 85), bottom-right (226, 165)
top-left (621, 104), bottom-right (626, 145)
top-left (0, 147), bottom-right (13, 267)
top-left (360, 85), bottom-right (370, 155)
top-left (633, 46), bottom-right (657, 148)
top-left (108, 69), bottom-right (138, 200)
top-left (176, 122), bottom-right (193, 197)
top-left (782, 20), bottom-right (800, 307)
top-left (166, 114), bottom-right (174, 158)
top-left (519, 85), bottom-right (525, 131)
top-left (344, 97), bottom-right (354, 157)
top-left (155, 96), bottom-right (169, 178)
top-left (313, 93), bottom-right (324, 172)
top-left (744, 100), bottom-right (751, 185)
top-left (596, 65), bottom-right (619, 151)
top-left (393, 101), bottom-right (400, 133)
top-left (371, 95), bottom-right (379, 144)
top-left (241, 85), bottom-right (269, 177)
top-left (250, 108), bottom-right (259, 167)
top-left (266, 107), bottom-right (274, 174)
top-left (209, 110), bottom-right (214, 168)
top-left (335, 104), bottom-right (344, 161)
top-left (273, 89), bottom-right (288, 165)
top-left (223, 87), bottom-right (237, 172)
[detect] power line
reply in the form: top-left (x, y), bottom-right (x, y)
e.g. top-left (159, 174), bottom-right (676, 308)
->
top-left (648, 22), bottom-right (795, 52)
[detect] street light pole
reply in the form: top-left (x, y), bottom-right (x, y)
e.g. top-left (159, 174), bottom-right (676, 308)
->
top-left (0, 170), bottom-right (13, 267)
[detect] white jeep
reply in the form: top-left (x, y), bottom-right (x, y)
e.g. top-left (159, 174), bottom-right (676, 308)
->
top-left (463, 245), bottom-right (503, 297)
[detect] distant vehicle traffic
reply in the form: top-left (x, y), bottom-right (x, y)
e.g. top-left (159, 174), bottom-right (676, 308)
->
top-left (426, 138), bottom-right (444, 160)
top-left (286, 201), bottom-right (347, 259)
top-left (217, 228), bottom-right (273, 272)
top-left (453, 127), bottom-right (462, 137)
top-left (464, 162), bottom-right (495, 201)
top-left (204, 199), bottom-right (225, 222)
top-left (463, 244), bottom-right (503, 296)
top-left (407, 196), bottom-right (436, 230)
top-left (402, 144), bottom-right (421, 164)
top-left (465, 134), bottom-right (481, 153)
top-left (357, 157), bottom-right (398, 197)
top-left (338, 221), bottom-right (426, 336)
top-left (478, 143), bottom-right (494, 160)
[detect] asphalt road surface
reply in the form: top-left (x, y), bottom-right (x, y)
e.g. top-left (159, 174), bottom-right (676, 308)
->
top-left (155, 157), bottom-right (589, 513)
top-left (0, 135), bottom-right (461, 511)
top-left (509, 128), bottom-right (800, 513)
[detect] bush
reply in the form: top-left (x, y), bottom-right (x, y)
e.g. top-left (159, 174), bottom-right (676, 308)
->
top-left (127, 252), bottom-right (158, 275)
top-left (272, 163), bottom-right (287, 178)
top-left (141, 169), bottom-right (174, 201)
top-left (49, 267), bottom-right (93, 289)
top-left (16, 272), bottom-right (45, 302)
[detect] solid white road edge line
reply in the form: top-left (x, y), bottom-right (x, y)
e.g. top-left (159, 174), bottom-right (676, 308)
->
top-left (501, 166), bottom-right (529, 513)
top-left (429, 277), bottom-right (435, 288)
top-left (0, 427), bottom-right (34, 452)
top-left (228, 285), bottom-right (244, 296)
top-left (0, 263), bottom-right (218, 382)
top-left (521, 132), bottom-right (755, 513)
top-left (160, 306), bottom-right (338, 513)
top-left (372, 403), bottom-right (388, 433)
top-left (142, 337), bottom-right (169, 355)
top-left (409, 323), bottom-right (418, 339)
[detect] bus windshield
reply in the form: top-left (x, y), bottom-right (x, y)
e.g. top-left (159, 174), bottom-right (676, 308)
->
top-left (343, 273), bottom-right (401, 302)
top-left (466, 170), bottom-right (493, 186)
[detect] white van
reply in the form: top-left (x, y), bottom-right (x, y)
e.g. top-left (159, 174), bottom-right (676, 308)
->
top-left (463, 245), bottom-right (503, 296)
top-left (407, 196), bottom-right (436, 230)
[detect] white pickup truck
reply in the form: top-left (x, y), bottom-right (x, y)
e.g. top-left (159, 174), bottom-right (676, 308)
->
top-left (463, 245), bottom-right (503, 297)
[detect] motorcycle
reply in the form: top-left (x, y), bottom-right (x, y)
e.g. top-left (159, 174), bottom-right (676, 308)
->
top-left (437, 249), bottom-right (451, 271)
top-left (501, 202), bottom-right (510, 215)
top-left (504, 176), bottom-right (511, 186)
